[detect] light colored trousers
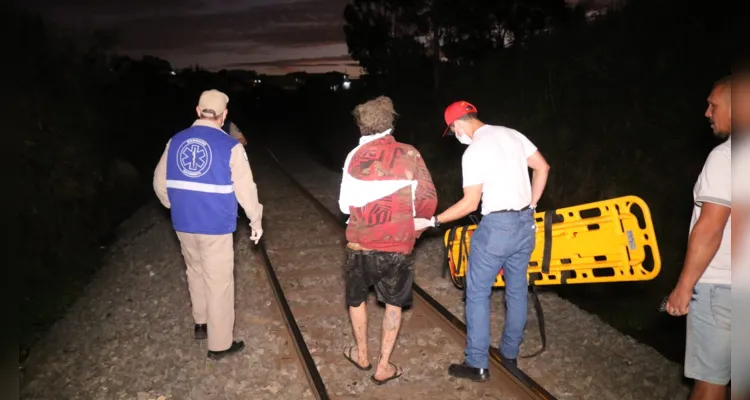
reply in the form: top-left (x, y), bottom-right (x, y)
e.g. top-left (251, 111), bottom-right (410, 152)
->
top-left (685, 283), bottom-right (731, 385)
top-left (176, 231), bottom-right (235, 351)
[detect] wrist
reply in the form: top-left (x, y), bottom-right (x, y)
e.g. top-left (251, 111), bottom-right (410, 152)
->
top-left (675, 278), bottom-right (694, 294)
top-left (433, 215), bottom-right (441, 227)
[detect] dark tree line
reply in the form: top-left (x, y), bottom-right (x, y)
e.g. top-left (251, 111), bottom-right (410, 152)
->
top-left (343, 0), bottom-right (582, 79)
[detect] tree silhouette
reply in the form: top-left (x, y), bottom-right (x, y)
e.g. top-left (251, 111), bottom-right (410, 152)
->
top-left (343, 0), bottom-right (432, 77)
top-left (343, 0), bottom-right (573, 77)
top-left (502, 0), bottom-right (570, 46)
top-left (438, 0), bottom-right (506, 65)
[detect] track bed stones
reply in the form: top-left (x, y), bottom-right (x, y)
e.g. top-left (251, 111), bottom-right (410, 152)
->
top-left (20, 209), bottom-right (313, 400)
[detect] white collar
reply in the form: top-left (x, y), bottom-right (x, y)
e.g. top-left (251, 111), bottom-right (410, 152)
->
top-left (338, 128), bottom-right (417, 218)
top-left (358, 129), bottom-right (392, 145)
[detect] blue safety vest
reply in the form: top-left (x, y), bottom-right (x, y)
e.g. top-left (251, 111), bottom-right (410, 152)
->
top-left (166, 125), bottom-right (239, 234)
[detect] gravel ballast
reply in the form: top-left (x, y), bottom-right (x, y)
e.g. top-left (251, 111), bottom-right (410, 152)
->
top-left (20, 145), bottom-right (691, 400)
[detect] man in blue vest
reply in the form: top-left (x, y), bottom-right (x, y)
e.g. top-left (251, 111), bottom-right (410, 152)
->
top-left (153, 89), bottom-right (264, 360)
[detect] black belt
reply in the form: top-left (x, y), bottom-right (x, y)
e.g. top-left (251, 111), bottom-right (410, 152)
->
top-left (489, 205), bottom-right (531, 214)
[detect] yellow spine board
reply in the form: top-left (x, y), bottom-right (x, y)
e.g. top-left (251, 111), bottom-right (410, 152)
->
top-left (443, 195), bottom-right (662, 287)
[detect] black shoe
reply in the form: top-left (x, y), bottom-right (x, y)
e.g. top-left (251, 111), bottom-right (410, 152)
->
top-left (501, 355), bottom-right (517, 367)
top-left (448, 362), bottom-right (490, 382)
top-left (194, 324), bottom-right (207, 340)
top-left (207, 340), bottom-right (245, 360)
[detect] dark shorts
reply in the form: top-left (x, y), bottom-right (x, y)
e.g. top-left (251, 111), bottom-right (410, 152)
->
top-left (344, 248), bottom-right (415, 308)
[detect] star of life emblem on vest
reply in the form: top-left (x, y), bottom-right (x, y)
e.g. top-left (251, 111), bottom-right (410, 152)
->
top-left (176, 138), bottom-right (213, 178)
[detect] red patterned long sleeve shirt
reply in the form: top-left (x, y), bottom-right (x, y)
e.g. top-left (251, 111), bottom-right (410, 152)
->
top-left (342, 134), bottom-right (438, 254)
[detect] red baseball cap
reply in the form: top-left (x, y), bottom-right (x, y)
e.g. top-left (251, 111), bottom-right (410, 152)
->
top-left (443, 101), bottom-right (478, 136)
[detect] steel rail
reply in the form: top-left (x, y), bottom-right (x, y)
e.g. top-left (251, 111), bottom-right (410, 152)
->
top-left (256, 239), bottom-right (330, 400)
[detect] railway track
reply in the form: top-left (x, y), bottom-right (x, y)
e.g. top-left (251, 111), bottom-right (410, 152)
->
top-left (254, 148), bottom-right (557, 399)
top-left (256, 240), bottom-right (331, 400)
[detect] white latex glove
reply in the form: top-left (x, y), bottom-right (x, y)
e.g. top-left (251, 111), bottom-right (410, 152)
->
top-left (414, 217), bottom-right (436, 231)
top-left (249, 224), bottom-right (263, 245)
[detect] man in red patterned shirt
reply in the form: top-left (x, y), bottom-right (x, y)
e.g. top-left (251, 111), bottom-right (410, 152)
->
top-left (338, 96), bottom-right (438, 385)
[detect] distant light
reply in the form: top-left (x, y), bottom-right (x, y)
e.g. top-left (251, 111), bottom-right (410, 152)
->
top-left (170, 70), bottom-right (176, 75)
top-left (342, 81), bottom-right (351, 90)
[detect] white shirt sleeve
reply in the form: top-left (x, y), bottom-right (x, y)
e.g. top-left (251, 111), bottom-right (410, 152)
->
top-left (462, 147), bottom-right (485, 187)
top-left (511, 130), bottom-right (538, 158)
top-left (696, 145), bottom-right (731, 207)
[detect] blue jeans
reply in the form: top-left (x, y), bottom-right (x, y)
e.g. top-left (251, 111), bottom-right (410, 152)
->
top-left (465, 209), bottom-right (536, 368)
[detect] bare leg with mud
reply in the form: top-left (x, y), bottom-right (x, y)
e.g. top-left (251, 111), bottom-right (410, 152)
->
top-left (348, 302), bottom-right (370, 368)
top-left (374, 304), bottom-right (403, 380)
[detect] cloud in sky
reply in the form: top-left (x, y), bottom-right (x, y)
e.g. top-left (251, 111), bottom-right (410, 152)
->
top-left (223, 54), bottom-right (360, 74)
top-left (22, 0), bottom-right (360, 75)
top-left (20, 0), bottom-right (608, 76)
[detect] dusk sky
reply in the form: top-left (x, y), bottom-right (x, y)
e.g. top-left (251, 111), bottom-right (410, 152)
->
top-left (23, 0), bottom-right (607, 77)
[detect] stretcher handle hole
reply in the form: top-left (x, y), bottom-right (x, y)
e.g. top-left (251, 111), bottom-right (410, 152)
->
top-left (579, 208), bottom-right (601, 219)
top-left (592, 268), bottom-right (616, 278)
top-left (641, 245), bottom-right (655, 273)
top-left (629, 203), bottom-right (647, 230)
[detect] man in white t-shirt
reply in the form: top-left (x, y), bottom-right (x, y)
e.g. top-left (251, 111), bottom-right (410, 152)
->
top-left (664, 76), bottom-right (732, 400)
top-left (415, 101), bottom-right (550, 381)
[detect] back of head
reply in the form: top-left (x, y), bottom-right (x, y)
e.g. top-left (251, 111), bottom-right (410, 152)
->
top-left (443, 100), bottom-right (483, 139)
top-left (352, 96), bottom-right (397, 136)
top-left (197, 89), bottom-right (229, 124)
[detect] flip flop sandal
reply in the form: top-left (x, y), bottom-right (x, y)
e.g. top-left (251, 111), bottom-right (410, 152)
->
top-left (343, 346), bottom-right (372, 371)
top-left (370, 363), bottom-right (403, 386)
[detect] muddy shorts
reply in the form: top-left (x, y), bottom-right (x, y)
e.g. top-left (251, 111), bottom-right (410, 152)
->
top-left (344, 248), bottom-right (415, 308)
